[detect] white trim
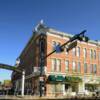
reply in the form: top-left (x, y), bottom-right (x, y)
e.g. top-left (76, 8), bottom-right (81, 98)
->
top-left (47, 32), bottom-right (69, 40)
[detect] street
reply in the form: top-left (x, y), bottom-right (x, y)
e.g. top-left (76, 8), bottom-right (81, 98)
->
top-left (0, 95), bottom-right (100, 100)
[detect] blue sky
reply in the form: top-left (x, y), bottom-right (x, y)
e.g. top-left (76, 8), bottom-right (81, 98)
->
top-left (0, 0), bottom-right (100, 82)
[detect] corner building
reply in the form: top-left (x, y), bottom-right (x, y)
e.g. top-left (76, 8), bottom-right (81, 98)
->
top-left (12, 23), bottom-right (100, 96)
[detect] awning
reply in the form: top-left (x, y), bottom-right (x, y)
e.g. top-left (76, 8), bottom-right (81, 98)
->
top-left (56, 75), bottom-right (65, 82)
top-left (86, 80), bottom-right (100, 85)
top-left (48, 75), bottom-right (56, 81)
top-left (65, 76), bottom-right (82, 82)
top-left (47, 75), bottom-right (65, 82)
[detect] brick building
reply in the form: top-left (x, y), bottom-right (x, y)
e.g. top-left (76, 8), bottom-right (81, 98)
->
top-left (12, 21), bottom-right (100, 96)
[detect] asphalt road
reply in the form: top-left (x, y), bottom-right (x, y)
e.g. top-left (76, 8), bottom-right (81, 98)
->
top-left (0, 95), bottom-right (100, 100)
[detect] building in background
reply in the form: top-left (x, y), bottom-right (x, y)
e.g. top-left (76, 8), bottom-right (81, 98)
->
top-left (3, 80), bottom-right (12, 91)
top-left (11, 21), bottom-right (100, 96)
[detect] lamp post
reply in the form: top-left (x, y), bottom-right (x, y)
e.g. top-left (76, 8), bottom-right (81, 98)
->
top-left (16, 58), bottom-right (25, 97)
top-left (21, 70), bottom-right (25, 97)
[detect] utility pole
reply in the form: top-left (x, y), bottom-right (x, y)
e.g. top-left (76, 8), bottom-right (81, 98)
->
top-left (39, 30), bottom-right (89, 97)
top-left (39, 34), bottom-right (46, 97)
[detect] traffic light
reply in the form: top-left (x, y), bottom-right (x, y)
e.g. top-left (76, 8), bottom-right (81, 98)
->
top-left (67, 40), bottom-right (77, 52)
top-left (70, 30), bottom-right (86, 42)
top-left (78, 35), bottom-right (89, 42)
top-left (82, 36), bottom-right (89, 42)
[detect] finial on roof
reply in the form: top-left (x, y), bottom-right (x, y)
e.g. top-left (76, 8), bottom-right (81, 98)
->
top-left (34, 19), bottom-right (44, 32)
top-left (40, 19), bottom-right (44, 25)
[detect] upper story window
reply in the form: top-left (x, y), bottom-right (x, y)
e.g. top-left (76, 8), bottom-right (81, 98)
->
top-left (83, 48), bottom-right (87, 59)
top-left (56, 59), bottom-right (61, 72)
top-left (72, 61), bottom-right (76, 72)
top-left (94, 50), bottom-right (96, 59)
top-left (72, 48), bottom-right (76, 56)
top-left (51, 58), bottom-right (61, 72)
top-left (52, 41), bottom-right (56, 50)
top-left (52, 41), bottom-right (61, 51)
top-left (65, 60), bottom-right (69, 71)
top-left (99, 52), bottom-right (100, 60)
top-left (77, 47), bottom-right (80, 57)
top-left (93, 64), bottom-right (97, 74)
top-left (84, 63), bottom-right (87, 73)
top-left (90, 64), bottom-right (93, 73)
top-left (77, 62), bottom-right (81, 72)
top-left (65, 46), bottom-right (69, 55)
top-left (90, 49), bottom-right (93, 59)
top-left (51, 58), bottom-right (56, 71)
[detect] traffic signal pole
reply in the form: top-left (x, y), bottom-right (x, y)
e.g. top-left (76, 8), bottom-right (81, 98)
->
top-left (39, 30), bottom-right (88, 97)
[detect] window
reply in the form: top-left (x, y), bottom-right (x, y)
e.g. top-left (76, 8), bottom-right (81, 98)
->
top-left (52, 41), bottom-right (56, 50)
top-left (51, 84), bottom-right (55, 93)
top-left (51, 59), bottom-right (61, 72)
top-left (65, 46), bottom-right (69, 54)
top-left (99, 52), bottom-right (100, 60)
top-left (77, 47), bottom-right (80, 57)
top-left (94, 50), bottom-right (96, 59)
top-left (56, 59), bottom-right (61, 72)
top-left (93, 64), bottom-right (97, 74)
top-left (51, 58), bottom-right (56, 71)
top-left (83, 48), bottom-right (87, 58)
top-left (72, 48), bottom-right (76, 56)
top-left (65, 60), bottom-right (69, 71)
top-left (77, 62), bottom-right (81, 72)
top-left (90, 49), bottom-right (93, 59)
top-left (72, 61), bottom-right (76, 72)
top-left (51, 84), bottom-right (63, 93)
top-left (90, 64), bottom-right (93, 73)
top-left (84, 63), bottom-right (87, 73)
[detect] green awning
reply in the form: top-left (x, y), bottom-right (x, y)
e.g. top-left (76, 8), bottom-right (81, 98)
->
top-left (65, 76), bottom-right (82, 82)
top-left (48, 75), bottom-right (56, 81)
top-left (56, 76), bottom-right (65, 82)
top-left (47, 75), bottom-right (65, 82)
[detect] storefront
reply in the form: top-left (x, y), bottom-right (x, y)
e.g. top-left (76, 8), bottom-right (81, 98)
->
top-left (46, 75), bottom-right (82, 96)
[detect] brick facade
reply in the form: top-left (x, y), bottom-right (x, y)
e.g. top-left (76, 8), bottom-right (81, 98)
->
top-left (12, 23), bottom-right (100, 96)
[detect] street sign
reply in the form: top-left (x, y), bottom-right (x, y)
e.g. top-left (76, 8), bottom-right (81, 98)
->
top-left (39, 77), bottom-right (44, 81)
top-left (55, 44), bottom-right (64, 53)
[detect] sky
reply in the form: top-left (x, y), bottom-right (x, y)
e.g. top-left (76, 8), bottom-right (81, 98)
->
top-left (0, 0), bottom-right (100, 82)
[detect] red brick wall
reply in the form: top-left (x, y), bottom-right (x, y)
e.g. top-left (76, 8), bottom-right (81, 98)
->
top-left (46, 34), bottom-right (100, 76)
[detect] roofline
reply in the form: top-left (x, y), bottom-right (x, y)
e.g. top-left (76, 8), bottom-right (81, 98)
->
top-left (17, 23), bottom-right (100, 60)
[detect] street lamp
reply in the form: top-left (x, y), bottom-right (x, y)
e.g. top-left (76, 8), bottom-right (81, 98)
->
top-left (15, 58), bottom-right (25, 97)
